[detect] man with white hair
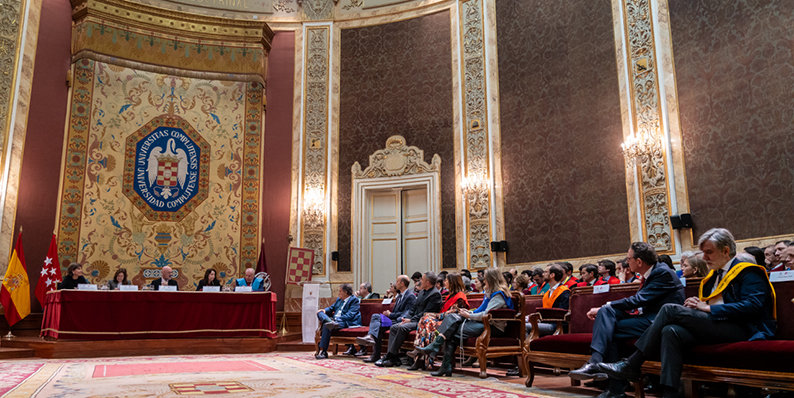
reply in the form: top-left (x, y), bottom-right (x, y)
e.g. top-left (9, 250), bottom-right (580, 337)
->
top-left (151, 266), bottom-right (178, 290)
top-left (232, 268), bottom-right (266, 291)
top-left (597, 228), bottom-right (776, 398)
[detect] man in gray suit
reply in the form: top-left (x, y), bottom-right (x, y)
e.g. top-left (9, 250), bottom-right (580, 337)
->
top-left (376, 271), bottom-right (442, 367)
top-left (357, 275), bottom-right (416, 361)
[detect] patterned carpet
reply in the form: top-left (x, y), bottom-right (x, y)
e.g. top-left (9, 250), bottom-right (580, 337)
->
top-left (0, 353), bottom-right (591, 397)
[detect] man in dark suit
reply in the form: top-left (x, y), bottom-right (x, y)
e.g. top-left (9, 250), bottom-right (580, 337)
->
top-left (315, 283), bottom-right (362, 359)
top-left (150, 266), bottom-right (178, 290)
top-left (597, 228), bottom-right (777, 398)
top-left (376, 271), bottom-right (442, 367)
top-left (357, 275), bottom-right (416, 361)
top-left (569, 242), bottom-right (684, 398)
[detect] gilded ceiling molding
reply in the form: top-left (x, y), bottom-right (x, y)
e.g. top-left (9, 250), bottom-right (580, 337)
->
top-left (300, 25), bottom-right (330, 276)
top-left (70, 0), bottom-right (274, 79)
top-left (351, 135), bottom-right (441, 179)
top-left (297, 0), bottom-right (336, 20)
top-left (623, 0), bottom-right (673, 252)
top-left (459, 0), bottom-right (492, 268)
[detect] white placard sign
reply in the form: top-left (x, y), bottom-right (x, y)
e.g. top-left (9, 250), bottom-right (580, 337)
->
top-left (302, 283), bottom-right (320, 344)
top-left (203, 286), bottom-right (221, 292)
top-left (770, 270), bottom-right (794, 282)
top-left (120, 285), bottom-right (139, 291)
top-left (77, 284), bottom-right (97, 290)
top-left (593, 284), bottom-right (610, 294)
top-left (381, 298), bottom-right (393, 305)
top-left (159, 285), bottom-right (177, 292)
top-left (235, 286), bottom-right (253, 292)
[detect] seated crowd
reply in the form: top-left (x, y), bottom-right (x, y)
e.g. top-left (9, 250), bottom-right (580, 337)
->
top-left (313, 228), bottom-right (791, 398)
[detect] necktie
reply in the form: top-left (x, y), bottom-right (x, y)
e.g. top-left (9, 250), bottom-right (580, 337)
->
top-left (715, 269), bottom-right (724, 285)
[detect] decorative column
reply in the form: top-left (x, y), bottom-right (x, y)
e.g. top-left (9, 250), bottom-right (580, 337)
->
top-left (300, 25), bottom-right (331, 276)
top-left (459, 0), bottom-right (493, 268)
top-left (622, 0), bottom-right (674, 252)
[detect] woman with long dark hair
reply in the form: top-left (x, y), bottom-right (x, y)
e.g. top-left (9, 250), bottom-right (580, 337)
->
top-left (59, 263), bottom-right (88, 290)
top-left (197, 268), bottom-right (221, 290)
top-left (107, 268), bottom-right (131, 290)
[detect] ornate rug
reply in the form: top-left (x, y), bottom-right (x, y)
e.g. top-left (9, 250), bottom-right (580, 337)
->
top-left (0, 353), bottom-right (588, 397)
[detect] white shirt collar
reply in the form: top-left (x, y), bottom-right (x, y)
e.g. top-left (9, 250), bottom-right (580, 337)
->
top-left (642, 264), bottom-right (654, 280)
top-left (548, 282), bottom-right (561, 293)
top-left (719, 257), bottom-right (735, 273)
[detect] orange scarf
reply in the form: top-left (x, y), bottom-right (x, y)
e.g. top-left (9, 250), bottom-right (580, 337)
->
top-left (441, 291), bottom-right (468, 312)
top-left (542, 284), bottom-right (569, 308)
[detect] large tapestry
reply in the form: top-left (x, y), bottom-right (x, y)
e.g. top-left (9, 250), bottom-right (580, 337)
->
top-left (57, 59), bottom-right (262, 289)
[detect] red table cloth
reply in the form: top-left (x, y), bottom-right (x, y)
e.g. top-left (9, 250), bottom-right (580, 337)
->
top-left (40, 290), bottom-right (278, 340)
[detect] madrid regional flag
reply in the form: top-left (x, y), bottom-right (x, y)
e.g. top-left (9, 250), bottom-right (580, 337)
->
top-left (1, 232), bottom-right (30, 327)
top-left (35, 234), bottom-right (61, 306)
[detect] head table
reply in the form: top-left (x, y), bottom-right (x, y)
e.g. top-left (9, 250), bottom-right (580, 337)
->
top-left (40, 290), bottom-right (278, 340)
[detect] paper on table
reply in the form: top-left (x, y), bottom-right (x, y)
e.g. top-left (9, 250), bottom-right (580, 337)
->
top-left (203, 286), bottom-right (221, 292)
top-left (119, 285), bottom-right (139, 291)
top-left (159, 285), bottom-right (177, 292)
top-left (770, 270), bottom-right (794, 282)
top-left (593, 284), bottom-right (610, 294)
top-left (77, 284), bottom-right (97, 290)
top-left (235, 286), bottom-right (253, 292)
top-left (381, 298), bottom-right (393, 305)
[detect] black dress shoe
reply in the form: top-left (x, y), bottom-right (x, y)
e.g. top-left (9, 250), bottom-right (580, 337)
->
top-left (506, 366), bottom-right (520, 377)
top-left (355, 347), bottom-right (368, 357)
top-left (596, 391), bottom-right (627, 398)
top-left (373, 358), bottom-right (385, 366)
top-left (569, 362), bottom-right (608, 381)
top-left (406, 358), bottom-right (425, 371)
top-left (377, 357), bottom-right (399, 367)
top-left (597, 360), bottom-right (641, 381)
top-left (342, 345), bottom-right (357, 356)
top-left (315, 351), bottom-right (328, 360)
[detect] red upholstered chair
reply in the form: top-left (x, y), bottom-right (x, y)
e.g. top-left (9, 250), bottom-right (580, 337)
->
top-left (314, 299), bottom-right (390, 356)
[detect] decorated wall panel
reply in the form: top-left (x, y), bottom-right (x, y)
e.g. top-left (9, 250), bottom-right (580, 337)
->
top-left (670, 0), bottom-right (794, 240)
top-left (337, 10), bottom-right (456, 271)
top-left (57, 60), bottom-right (262, 289)
top-left (497, 0), bottom-right (630, 263)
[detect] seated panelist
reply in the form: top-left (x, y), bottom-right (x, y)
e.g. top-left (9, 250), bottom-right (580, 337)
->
top-left (232, 268), bottom-right (265, 291)
top-left (150, 266), bottom-right (178, 290)
top-left (197, 268), bottom-right (221, 291)
top-left (107, 268), bottom-right (131, 290)
top-left (59, 262), bottom-right (88, 290)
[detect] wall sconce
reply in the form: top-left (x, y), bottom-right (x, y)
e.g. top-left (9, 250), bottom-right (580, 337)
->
top-left (303, 186), bottom-right (325, 229)
top-left (621, 127), bottom-right (656, 167)
top-left (461, 171), bottom-right (488, 196)
top-left (461, 170), bottom-right (489, 219)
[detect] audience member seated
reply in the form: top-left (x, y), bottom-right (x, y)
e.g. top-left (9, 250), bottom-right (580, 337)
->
top-left (764, 244), bottom-right (776, 270)
top-left (59, 262), bottom-right (88, 290)
top-left (196, 268), bottom-right (221, 291)
top-left (473, 275), bottom-right (484, 293)
top-left (383, 282), bottom-right (398, 299)
top-left (407, 273), bottom-right (469, 371)
top-left (151, 266), bottom-right (178, 290)
top-left (107, 268), bottom-right (131, 290)
top-left (678, 251), bottom-right (702, 277)
top-left (530, 264), bottom-right (570, 337)
top-left (356, 282), bottom-right (380, 299)
top-left (658, 254), bottom-right (675, 271)
top-left (417, 268), bottom-right (513, 377)
top-left (376, 271), bottom-right (442, 368)
top-left (771, 241), bottom-right (794, 272)
top-left (680, 255), bottom-right (708, 278)
top-left (574, 264), bottom-right (598, 287)
top-left (530, 267), bottom-right (546, 294)
top-left (596, 228), bottom-right (776, 398)
top-left (561, 262), bottom-right (579, 288)
top-left (315, 284), bottom-right (361, 360)
top-left (770, 240), bottom-right (792, 272)
top-left (357, 275), bottom-right (417, 362)
top-left (231, 268), bottom-right (265, 291)
top-left (462, 276), bottom-right (473, 293)
top-left (503, 271), bottom-right (514, 291)
top-left (744, 246), bottom-right (767, 269)
top-left (411, 271), bottom-right (423, 293)
top-left (595, 260), bottom-right (621, 286)
top-left (435, 274), bottom-right (449, 295)
top-left (616, 257), bottom-right (637, 283)
top-left (516, 273), bottom-right (532, 295)
top-left (568, 241), bottom-right (684, 397)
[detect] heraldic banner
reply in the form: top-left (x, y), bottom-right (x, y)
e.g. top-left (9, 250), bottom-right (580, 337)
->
top-left (1, 233), bottom-right (30, 326)
top-left (56, 60), bottom-right (263, 290)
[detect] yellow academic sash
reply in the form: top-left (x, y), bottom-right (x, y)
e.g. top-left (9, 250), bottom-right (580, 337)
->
top-left (698, 262), bottom-right (777, 319)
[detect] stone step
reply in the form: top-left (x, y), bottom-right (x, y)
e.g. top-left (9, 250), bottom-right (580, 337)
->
top-left (0, 347), bottom-right (35, 359)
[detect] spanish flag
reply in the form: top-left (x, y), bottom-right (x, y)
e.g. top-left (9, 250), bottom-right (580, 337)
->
top-left (1, 233), bottom-right (30, 327)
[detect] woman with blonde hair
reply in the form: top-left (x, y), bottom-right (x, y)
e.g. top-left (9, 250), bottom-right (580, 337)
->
top-left (407, 273), bottom-right (469, 370)
top-left (680, 256), bottom-right (708, 278)
top-left (417, 268), bottom-right (513, 376)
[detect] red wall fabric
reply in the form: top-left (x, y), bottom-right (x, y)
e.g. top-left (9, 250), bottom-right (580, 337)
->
top-left (262, 31), bottom-right (295, 311)
top-left (13, 0), bottom-right (72, 311)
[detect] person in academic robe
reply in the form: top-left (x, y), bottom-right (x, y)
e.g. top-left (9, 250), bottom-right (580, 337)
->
top-left (59, 263), bottom-right (88, 290)
top-left (594, 260), bottom-right (621, 286)
top-left (150, 266), bottom-right (178, 290)
top-left (596, 228), bottom-right (777, 398)
top-left (574, 264), bottom-right (598, 288)
top-left (231, 268), bottom-right (264, 291)
top-left (568, 242), bottom-right (685, 398)
top-left (315, 284), bottom-right (362, 359)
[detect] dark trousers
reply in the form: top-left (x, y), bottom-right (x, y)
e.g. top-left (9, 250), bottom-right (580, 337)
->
top-left (635, 303), bottom-right (751, 391)
top-left (387, 321), bottom-right (417, 356)
top-left (368, 314), bottom-right (382, 337)
top-left (591, 305), bottom-right (653, 394)
top-left (526, 322), bottom-right (557, 337)
top-left (318, 312), bottom-right (336, 350)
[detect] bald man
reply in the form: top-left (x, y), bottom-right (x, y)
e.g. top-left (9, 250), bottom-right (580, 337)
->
top-left (232, 268), bottom-right (265, 291)
top-left (151, 266), bottom-right (178, 290)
